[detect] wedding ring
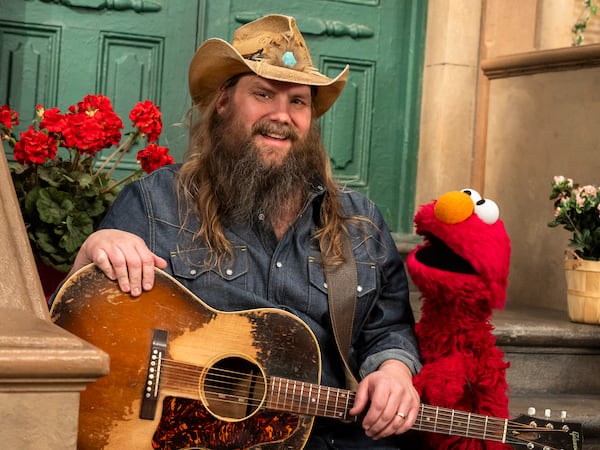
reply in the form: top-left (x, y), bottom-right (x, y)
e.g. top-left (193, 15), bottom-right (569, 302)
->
top-left (397, 412), bottom-right (406, 419)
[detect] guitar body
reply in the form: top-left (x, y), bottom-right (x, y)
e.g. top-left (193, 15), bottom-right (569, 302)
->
top-left (51, 264), bottom-right (320, 450)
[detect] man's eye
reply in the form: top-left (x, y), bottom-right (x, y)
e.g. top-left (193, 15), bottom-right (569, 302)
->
top-left (254, 91), bottom-right (269, 99)
top-left (292, 97), bottom-right (310, 106)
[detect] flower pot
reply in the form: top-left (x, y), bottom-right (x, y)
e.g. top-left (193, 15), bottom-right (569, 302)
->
top-left (564, 258), bottom-right (600, 324)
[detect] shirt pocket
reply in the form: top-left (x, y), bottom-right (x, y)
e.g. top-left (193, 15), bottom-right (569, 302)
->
top-left (308, 255), bottom-right (377, 306)
top-left (171, 245), bottom-right (249, 285)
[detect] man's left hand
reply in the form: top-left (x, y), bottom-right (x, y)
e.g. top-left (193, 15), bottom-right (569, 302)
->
top-left (349, 360), bottom-right (420, 439)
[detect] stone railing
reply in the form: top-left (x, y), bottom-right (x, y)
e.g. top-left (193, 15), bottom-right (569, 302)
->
top-left (0, 142), bottom-right (108, 449)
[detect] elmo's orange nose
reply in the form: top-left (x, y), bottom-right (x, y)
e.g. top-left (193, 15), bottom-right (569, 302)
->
top-left (433, 191), bottom-right (474, 224)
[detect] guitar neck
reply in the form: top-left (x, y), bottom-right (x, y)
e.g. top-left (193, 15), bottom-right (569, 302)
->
top-left (266, 376), bottom-right (507, 443)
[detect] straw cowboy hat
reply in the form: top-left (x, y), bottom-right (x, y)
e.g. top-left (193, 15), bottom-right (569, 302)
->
top-left (188, 14), bottom-right (349, 118)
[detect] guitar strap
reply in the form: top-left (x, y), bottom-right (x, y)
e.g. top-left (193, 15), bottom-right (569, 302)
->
top-left (324, 232), bottom-right (359, 390)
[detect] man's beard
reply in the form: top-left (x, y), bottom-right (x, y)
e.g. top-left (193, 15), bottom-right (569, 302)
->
top-left (207, 108), bottom-right (325, 230)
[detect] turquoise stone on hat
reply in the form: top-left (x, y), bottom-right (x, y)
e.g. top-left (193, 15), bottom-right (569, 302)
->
top-left (282, 51), bottom-right (297, 67)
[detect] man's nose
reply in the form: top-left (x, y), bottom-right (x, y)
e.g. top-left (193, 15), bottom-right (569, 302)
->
top-left (267, 96), bottom-right (293, 124)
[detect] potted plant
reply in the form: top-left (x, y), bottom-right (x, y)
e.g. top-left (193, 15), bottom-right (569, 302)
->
top-left (549, 175), bottom-right (600, 324)
top-left (0, 95), bottom-right (174, 295)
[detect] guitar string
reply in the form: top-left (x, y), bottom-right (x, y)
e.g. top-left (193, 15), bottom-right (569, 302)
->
top-left (158, 366), bottom-right (568, 448)
top-left (158, 359), bottom-right (530, 436)
top-left (158, 359), bottom-right (555, 435)
top-left (154, 359), bottom-right (556, 443)
top-left (158, 359), bottom-right (532, 432)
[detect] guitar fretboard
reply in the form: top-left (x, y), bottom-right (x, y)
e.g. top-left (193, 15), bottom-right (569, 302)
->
top-left (265, 376), bottom-right (507, 443)
top-left (266, 376), bottom-right (355, 421)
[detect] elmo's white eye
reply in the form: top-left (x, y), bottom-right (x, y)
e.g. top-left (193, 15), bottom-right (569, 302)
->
top-left (474, 198), bottom-right (499, 224)
top-left (461, 188), bottom-right (482, 203)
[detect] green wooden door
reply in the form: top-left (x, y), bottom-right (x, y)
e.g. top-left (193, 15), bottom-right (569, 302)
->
top-left (201, 1), bottom-right (428, 234)
top-left (1, 0), bottom-right (427, 235)
top-left (0, 0), bottom-right (200, 177)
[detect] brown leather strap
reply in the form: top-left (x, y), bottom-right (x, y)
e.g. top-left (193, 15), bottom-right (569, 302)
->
top-left (324, 232), bottom-right (359, 389)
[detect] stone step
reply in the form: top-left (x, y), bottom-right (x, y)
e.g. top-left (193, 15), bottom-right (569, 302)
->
top-left (510, 393), bottom-right (600, 448)
top-left (493, 306), bottom-right (600, 349)
top-left (493, 306), bottom-right (600, 396)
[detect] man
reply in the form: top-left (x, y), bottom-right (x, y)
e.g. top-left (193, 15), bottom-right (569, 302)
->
top-left (70, 14), bottom-right (421, 449)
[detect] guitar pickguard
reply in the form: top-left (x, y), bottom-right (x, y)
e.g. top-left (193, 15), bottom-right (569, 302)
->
top-left (153, 396), bottom-right (299, 449)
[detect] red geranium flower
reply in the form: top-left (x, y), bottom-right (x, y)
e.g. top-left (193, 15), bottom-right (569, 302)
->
top-left (129, 100), bottom-right (162, 142)
top-left (137, 143), bottom-right (174, 174)
top-left (0, 105), bottom-right (19, 132)
top-left (39, 106), bottom-right (67, 134)
top-left (62, 94), bottom-right (123, 155)
top-left (13, 126), bottom-right (57, 165)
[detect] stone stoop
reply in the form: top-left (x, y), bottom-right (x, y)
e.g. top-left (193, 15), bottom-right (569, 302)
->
top-left (493, 306), bottom-right (600, 450)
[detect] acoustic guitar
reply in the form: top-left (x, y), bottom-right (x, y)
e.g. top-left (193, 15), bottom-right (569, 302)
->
top-left (50, 264), bottom-right (583, 449)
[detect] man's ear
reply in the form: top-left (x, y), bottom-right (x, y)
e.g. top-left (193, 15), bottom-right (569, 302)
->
top-left (216, 88), bottom-right (229, 114)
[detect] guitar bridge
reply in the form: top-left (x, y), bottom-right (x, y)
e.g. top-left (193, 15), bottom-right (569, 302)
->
top-left (140, 328), bottom-right (168, 420)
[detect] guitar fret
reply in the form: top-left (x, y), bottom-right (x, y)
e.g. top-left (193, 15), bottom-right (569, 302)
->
top-left (334, 388), bottom-right (340, 418)
top-left (283, 379), bottom-right (289, 411)
top-left (307, 384), bottom-right (313, 414)
top-left (317, 385), bottom-right (322, 416)
top-left (324, 386), bottom-right (330, 417)
top-left (483, 416), bottom-right (489, 440)
top-left (269, 377), bottom-right (276, 409)
top-left (277, 378), bottom-right (282, 409)
top-left (434, 406), bottom-right (439, 433)
top-left (292, 379), bottom-right (298, 413)
top-left (344, 390), bottom-right (350, 420)
top-left (449, 408), bottom-right (455, 435)
top-left (466, 412), bottom-right (472, 438)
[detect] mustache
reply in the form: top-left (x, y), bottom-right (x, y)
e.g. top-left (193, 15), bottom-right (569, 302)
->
top-left (252, 120), bottom-right (299, 141)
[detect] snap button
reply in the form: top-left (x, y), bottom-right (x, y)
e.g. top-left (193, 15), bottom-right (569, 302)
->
top-left (357, 285), bottom-right (363, 293)
top-left (226, 269), bottom-right (233, 276)
top-left (190, 269), bottom-right (197, 275)
top-left (276, 261), bottom-right (283, 268)
top-left (324, 282), bottom-right (328, 289)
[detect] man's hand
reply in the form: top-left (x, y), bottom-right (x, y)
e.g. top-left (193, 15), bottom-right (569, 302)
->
top-left (69, 229), bottom-right (167, 296)
top-left (349, 360), bottom-right (420, 439)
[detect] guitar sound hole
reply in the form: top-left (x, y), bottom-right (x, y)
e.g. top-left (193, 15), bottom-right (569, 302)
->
top-left (202, 356), bottom-right (267, 422)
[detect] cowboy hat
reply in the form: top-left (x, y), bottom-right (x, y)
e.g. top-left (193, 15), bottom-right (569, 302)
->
top-left (188, 14), bottom-right (349, 117)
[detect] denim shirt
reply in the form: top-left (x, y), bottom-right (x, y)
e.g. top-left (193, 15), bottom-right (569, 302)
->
top-left (100, 165), bottom-right (421, 389)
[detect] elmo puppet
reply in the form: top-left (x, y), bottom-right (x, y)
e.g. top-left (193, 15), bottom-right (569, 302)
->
top-left (406, 189), bottom-right (512, 450)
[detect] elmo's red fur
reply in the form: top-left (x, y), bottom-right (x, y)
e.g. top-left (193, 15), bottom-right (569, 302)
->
top-left (406, 190), bottom-right (512, 449)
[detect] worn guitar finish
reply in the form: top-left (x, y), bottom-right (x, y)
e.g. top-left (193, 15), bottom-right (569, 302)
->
top-left (51, 265), bottom-right (583, 450)
top-left (51, 264), bottom-right (319, 449)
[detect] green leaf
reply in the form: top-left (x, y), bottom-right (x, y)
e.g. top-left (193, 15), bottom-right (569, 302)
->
top-left (77, 173), bottom-right (94, 189)
top-left (36, 187), bottom-right (74, 224)
top-left (61, 212), bottom-right (94, 253)
top-left (34, 227), bottom-right (61, 253)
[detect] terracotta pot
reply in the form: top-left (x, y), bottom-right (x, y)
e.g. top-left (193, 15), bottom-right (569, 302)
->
top-left (564, 258), bottom-right (600, 325)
